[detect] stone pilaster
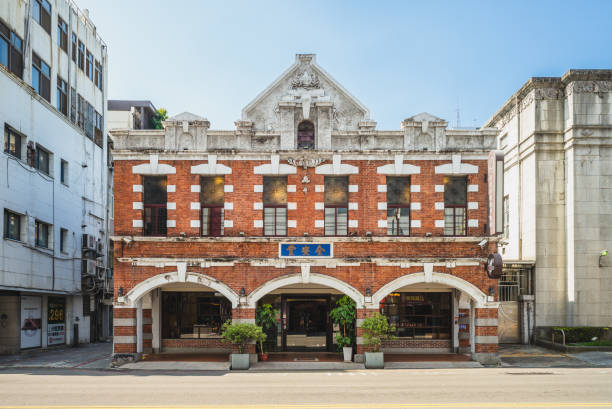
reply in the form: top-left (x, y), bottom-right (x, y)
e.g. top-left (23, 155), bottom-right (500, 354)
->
top-left (472, 305), bottom-right (500, 365)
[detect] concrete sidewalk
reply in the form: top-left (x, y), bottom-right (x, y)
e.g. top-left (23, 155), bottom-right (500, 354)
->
top-left (0, 341), bottom-right (112, 369)
top-left (499, 344), bottom-right (612, 367)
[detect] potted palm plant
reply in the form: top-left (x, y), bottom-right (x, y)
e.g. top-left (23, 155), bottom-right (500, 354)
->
top-left (256, 303), bottom-right (279, 361)
top-left (221, 320), bottom-right (266, 370)
top-left (360, 312), bottom-right (396, 369)
top-left (330, 295), bottom-right (356, 362)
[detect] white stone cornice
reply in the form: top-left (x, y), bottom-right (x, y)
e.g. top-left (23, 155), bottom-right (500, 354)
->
top-left (253, 154), bottom-right (297, 175)
top-left (315, 154), bottom-right (358, 175)
top-left (191, 154), bottom-right (232, 175)
top-left (132, 154), bottom-right (176, 175)
top-left (376, 154), bottom-right (421, 175)
top-left (434, 154), bottom-right (478, 174)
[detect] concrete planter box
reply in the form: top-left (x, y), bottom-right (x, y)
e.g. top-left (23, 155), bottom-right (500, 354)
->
top-left (231, 353), bottom-right (250, 370)
top-left (364, 352), bottom-right (384, 369)
top-left (343, 347), bottom-right (353, 362)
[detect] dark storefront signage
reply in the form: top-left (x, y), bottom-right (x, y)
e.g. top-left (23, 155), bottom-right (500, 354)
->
top-left (279, 243), bottom-right (333, 258)
top-left (47, 297), bottom-right (66, 346)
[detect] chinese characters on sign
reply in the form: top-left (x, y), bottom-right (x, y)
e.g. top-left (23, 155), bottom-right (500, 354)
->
top-left (279, 243), bottom-right (333, 258)
top-left (47, 297), bottom-right (66, 346)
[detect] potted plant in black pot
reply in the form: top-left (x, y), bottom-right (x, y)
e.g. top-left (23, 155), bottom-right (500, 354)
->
top-left (360, 312), bottom-right (396, 369)
top-left (256, 303), bottom-right (279, 361)
top-left (330, 295), bottom-right (356, 362)
top-left (221, 320), bottom-right (266, 370)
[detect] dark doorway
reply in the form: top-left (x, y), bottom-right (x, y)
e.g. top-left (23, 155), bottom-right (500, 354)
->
top-left (281, 295), bottom-right (331, 351)
top-left (297, 121), bottom-right (315, 150)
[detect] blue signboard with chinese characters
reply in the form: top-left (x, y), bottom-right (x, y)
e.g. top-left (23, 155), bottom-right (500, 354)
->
top-left (279, 243), bottom-right (333, 258)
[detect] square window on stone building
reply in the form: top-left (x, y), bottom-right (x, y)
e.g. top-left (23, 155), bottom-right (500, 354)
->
top-left (324, 176), bottom-right (348, 236)
top-left (4, 210), bottom-right (21, 241)
top-left (143, 176), bottom-right (167, 236)
top-left (263, 176), bottom-right (287, 236)
top-left (200, 176), bottom-right (225, 237)
top-left (443, 176), bottom-right (467, 236)
top-left (387, 176), bottom-right (410, 236)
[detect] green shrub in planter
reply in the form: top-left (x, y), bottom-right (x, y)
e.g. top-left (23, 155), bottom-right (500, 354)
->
top-left (360, 313), bottom-right (396, 369)
top-left (360, 312), bottom-right (396, 352)
top-left (330, 296), bottom-right (356, 351)
top-left (221, 320), bottom-right (266, 354)
top-left (256, 304), bottom-right (279, 355)
top-left (552, 327), bottom-right (608, 343)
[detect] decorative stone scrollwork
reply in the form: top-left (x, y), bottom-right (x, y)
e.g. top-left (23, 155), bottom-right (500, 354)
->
top-left (287, 157), bottom-right (326, 169)
top-left (291, 69), bottom-right (320, 89)
top-left (566, 81), bottom-right (612, 96)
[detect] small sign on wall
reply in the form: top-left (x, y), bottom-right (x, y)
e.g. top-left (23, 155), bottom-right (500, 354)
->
top-left (279, 243), bottom-right (333, 258)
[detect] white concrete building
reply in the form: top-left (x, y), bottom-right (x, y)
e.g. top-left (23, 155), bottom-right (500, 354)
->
top-left (0, 0), bottom-right (112, 353)
top-left (486, 70), bottom-right (612, 341)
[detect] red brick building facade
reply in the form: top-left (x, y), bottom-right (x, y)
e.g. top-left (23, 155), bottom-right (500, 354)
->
top-left (110, 54), bottom-right (503, 364)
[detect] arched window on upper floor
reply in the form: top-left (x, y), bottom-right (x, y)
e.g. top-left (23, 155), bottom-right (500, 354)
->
top-left (297, 120), bottom-right (315, 150)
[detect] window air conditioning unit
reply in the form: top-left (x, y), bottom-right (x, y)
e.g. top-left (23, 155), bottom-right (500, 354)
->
top-left (82, 259), bottom-right (97, 276)
top-left (82, 234), bottom-right (96, 250)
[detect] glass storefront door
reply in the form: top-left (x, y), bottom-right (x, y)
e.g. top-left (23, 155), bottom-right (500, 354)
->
top-left (281, 295), bottom-right (331, 351)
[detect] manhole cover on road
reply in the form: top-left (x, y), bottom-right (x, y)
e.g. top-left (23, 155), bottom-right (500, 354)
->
top-left (294, 357), bottom-right (319, 362)
top-left (506, 372), bottom-right (554, 375)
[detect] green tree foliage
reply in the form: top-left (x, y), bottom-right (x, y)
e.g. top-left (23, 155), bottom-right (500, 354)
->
top-left (221, 321), bottom-right (266, 354)
top-left (256, 304), bottom-right (278, 330)
top-left (150, 108), bottom-right (168, 129)
top-left (360, 312), bottom-right (396, 352)
top-left (330, 295), bottom-right (356, 350)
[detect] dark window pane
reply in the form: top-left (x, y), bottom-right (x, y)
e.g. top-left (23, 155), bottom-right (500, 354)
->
top-left (263, 176), bottom-right (287, 205)
top-left (37, 148), bottom-right (49, 174)
top-left (143, 176), bottom-right (167, 204)
top-left (444, 176), bottom-right (467, 205)
top-left (35, 221), bottom-right (49, 248)
top-left (4, 211), bottom-right (20, 241)
top-left (143, 206), bottom-right (167, 236)
top-left (0, 36), bottom-right (8, 68)
top-left (387, 207), bottom-right (410, 236)
top-left (161, 292), bottom-right (232, 339)
top-left (4, 126), bottom-right (22, 158)
top-left (387, 177), bottom-right (410, 205)
top-left (201, 207), bottom-right (223, 237)
top-left (200, 176), bottom-right (224, 205)
top-left (297, 120), bottom-right (314, 149)
top-left (324, 176), bottom-right (348, 205)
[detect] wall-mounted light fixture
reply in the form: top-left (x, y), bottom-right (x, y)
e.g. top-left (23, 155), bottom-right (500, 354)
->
top-left (365, 287), bottom-right (371, 296)
top-left (240, 287), bottom-right (246, 296)
top-left (488, 286), bottom-right (495, 297)
top-left (600, 250), bottom-right (609, 267)
top-left (118, 287), bottom-right (124, 297)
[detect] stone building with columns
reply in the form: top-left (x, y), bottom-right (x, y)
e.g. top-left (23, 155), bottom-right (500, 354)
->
top-left (109, 54), bottom-right (504, 364)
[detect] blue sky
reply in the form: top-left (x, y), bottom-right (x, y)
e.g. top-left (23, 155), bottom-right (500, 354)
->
top-left (77, 0), bottom-right (612, 129)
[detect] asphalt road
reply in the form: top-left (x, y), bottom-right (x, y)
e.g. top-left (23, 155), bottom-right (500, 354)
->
top-left (1, 367), bottom-right (612, 409)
